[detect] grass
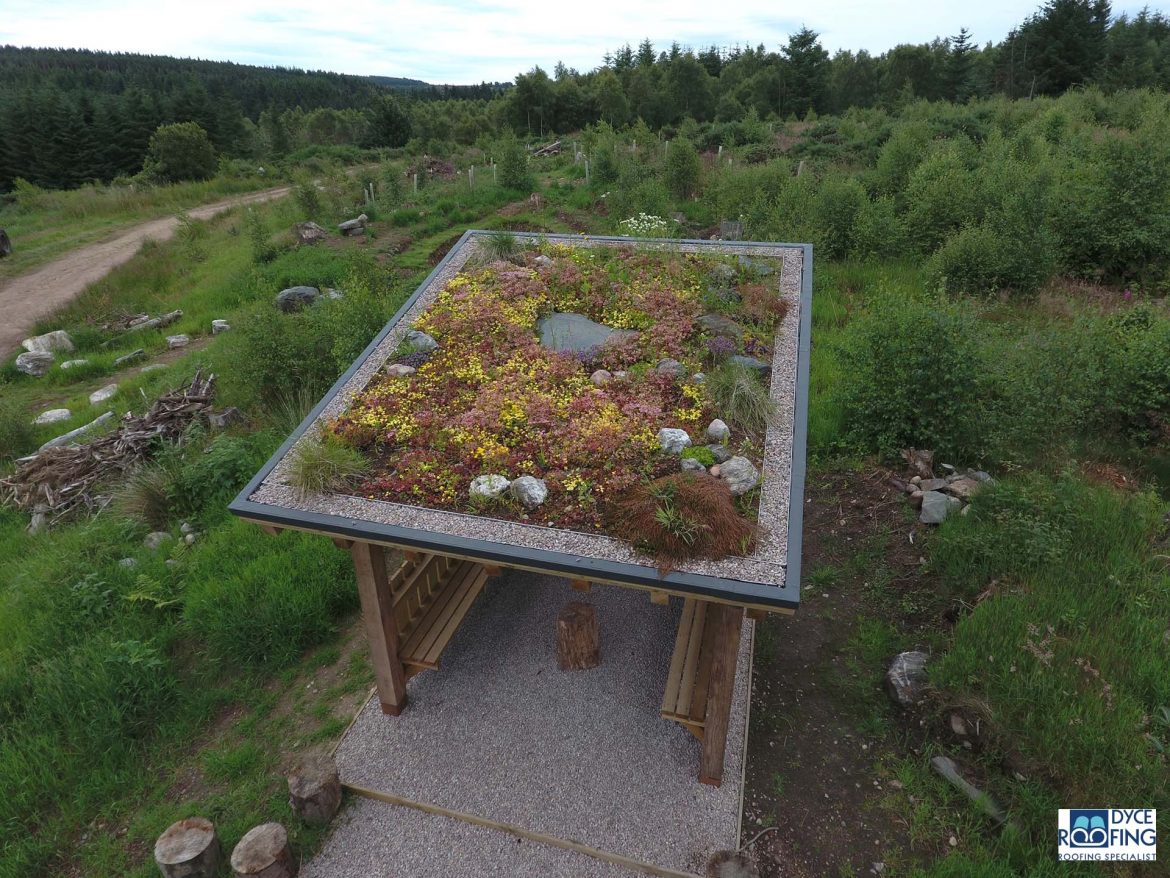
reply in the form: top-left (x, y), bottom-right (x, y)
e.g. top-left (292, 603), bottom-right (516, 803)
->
top-left (0, 173), bottom-right (274, 280)
top-left (287, 436), bottom-right (369, 499)
top-left (704, 361), bottom-right (777, 440)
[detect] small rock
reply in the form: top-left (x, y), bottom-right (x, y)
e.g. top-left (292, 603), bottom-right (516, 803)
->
top-left (949, 836), bottom-right (958, 847)
top-left (209, 407), bottom-right (245, 430)
top-left (140, 363), bottom-right (167, 374)
top-left (919, 478), bottom-right (947, 492)
top-left (21, 330), bottom-right (74, 354)
top-left (180, 522), bottom-right (195, 535)
top-left (657, 428), bottom-right (692, 454)
top-left (692, 372), bottom-right (705, 383)
top-left (940, 462), bottom-right (956, 473)
top-left (184, 533), bottom-right (197, 545)
top-left (681, 458), bottom-right (707, 473)
top-left (919, 491), bottom-right (952, 524)
top-left (15, 351), bottom-right (54, 377)
top-left (404, 329), bottom-right (438, 353)
top-left (211, 319), bottom-right (231, 334)
top-left (114, 349), bottom-right (146, 367)
top-left (33, 408), bottom-right (71, 426)
top-left (385, 363), bottom-right (416, 378)
top-left (719, 456), bottom-right (760, 495)
top-left (533, 254), bottom-right (553, 267)
top-left (886, 650), bottom-right (929, 707)
top-left (707, 419), bottom-right (731, 442)
top-left (469, 474), bottom-right (510, 500)
top-left (728, 354), bottom-right (770, 377)
top-left (59, 359), bottom-right (89, 370)
top-left (910, 489), bottom-right (924, 508)
top-left (707, 444), bottom-right (732, 464)
top-left (509, 475), bottom-right (548, 508)
top-left (338, 213), bottom-right (368, 235)
top-left (709, 464), bottom-right (721, 477)
top-left (590, 369), bottom-right (612, 386)
top-left (950, 713), bottom-right (969, 737)
top-left (118, 558), bottom-right (138, 569)
top-left (144, 532), bottom-right (172, 550)
top-left (166, 334), bottom-right (190, 349)
top-left (613, 370), bottom-right (629, 380)
top-left (326, 288), bottom-right (344, 300)
top-left (968, 470), bottom-right (993, 483)
top-left (909, 475), bottom-right (922, 486)
top-left (88, 384), bottom-right (118, 405)
top-left (872, 864), bottom-right (886, 876)
top-left (27, 508), bottom-right (47, 534)
top-left (655, 358), bottom-right (687, 378)
top-left (275, 286), bottom-right (320, 312)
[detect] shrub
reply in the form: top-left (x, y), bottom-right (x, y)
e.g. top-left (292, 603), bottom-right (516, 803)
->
top-left (837, 293), bottom-right (982, 460)
top-left (681, 446), bottom-right (717, 466)
top-left (287, 436), bottom-right (369, 499)
top-left (851, 195), bottom-right (907, 258)
top-left (0, 395), bottom-right (35, 461)
top-left (480, 230), bottom-right (520, 262)
top-left (1101, 307), bottom-right (1170, 444)
top-left (612, 473), bottom-right (756, 572)
top-left (927, 223), bottom-right (1050, 295)
top-left (705, 362), bottom-right (777, 440)
top-left (497, 134), bottom-right (532, 190)
top-left (811, 175), bottom-right (867, 259)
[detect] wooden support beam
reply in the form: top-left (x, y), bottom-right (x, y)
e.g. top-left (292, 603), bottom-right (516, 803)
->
top-left (331, 537), bottom-right (354, 551)
top-left (699, 603), bottom-right (743, 786)
top-left (350, 541), bottom-right (407, 716)
top-left (746, 608), bottom-right (767, 621)
top-left (649, 589), bottom-right (669, 606)
top-left (403, 550), bottom-right (422, 563)
top-left (483, 564), bottom-right (502, 577)
top-left (259, 524), bottom-right (282, 536)
top-left (571, 579), bottom-right (591, 593)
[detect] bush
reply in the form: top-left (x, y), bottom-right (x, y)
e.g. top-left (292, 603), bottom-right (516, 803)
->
top-left (497, 134), bottom-right (532, 190)
top-left (811, 175), bottom-right (867, 259)
top-left (927, 223), bottom-right (1050, 295)
top-left (837, 293), bottom-right (982, 460)
top-left (142, 122), bottom-right (217, 183)
top-left (1100, 307), bottom-right (1170, 443)
top-left (0, 394), bottom-right (35, 461)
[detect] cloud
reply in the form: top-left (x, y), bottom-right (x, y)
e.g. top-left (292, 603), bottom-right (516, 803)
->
top-left (0, 0), bottom-right (1047, 83)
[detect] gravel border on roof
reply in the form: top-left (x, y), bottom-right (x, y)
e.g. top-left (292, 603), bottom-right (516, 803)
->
top-left (320, 571), bottom-right (751, 877)
top-left (249, 233), bottom-right (803, 589)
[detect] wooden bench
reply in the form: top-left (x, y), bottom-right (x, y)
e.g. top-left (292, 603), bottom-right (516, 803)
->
top-left (661, 597), bottom-right (743, 785)
top-left (390, 553), bottom-right (489, 679)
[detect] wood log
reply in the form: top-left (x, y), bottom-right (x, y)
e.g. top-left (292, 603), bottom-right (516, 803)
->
top-left (288, 757), bottom-right (342, 826)
top-left (556, 601), bottom-right (600, 671)
top-left (699, 604), bottom-right (743, 786)
top-left (154, 816), bottom-right (221, 878)
top-left (230, 822), bottom-right (296, 878)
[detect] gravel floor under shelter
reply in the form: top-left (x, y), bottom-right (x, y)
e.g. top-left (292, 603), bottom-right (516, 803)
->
top-left (305, 570), bottom-right (753, 878)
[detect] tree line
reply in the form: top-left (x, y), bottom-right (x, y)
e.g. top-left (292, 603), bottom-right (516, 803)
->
top-left (3, 0), bottom-right (1168, 191)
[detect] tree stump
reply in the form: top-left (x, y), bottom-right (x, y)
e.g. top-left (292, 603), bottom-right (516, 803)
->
top-left (230, 822), bottom-right (296, 878)
top-left (154, 816), bottom-right (221, 878)
top-left (556, 601), bottom-right (600, 670)
top-left (0, 229), bottom-right (11, 258)
top-left (288, 757), bottom-right (342, 826)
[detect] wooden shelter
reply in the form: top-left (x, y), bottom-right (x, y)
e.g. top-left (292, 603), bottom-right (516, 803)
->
top-left (231, 231), bottom-right (812, 785)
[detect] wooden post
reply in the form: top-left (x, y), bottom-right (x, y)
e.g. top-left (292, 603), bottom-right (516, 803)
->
top-left (571, 578), bottom-right (591, 593)
top-left (351, 541), bottom-right (408, 715)
top-left (556, 602), bottom-right (600, 670)
top-left (230, 823), bottom-right (295, 878)
top-left (699, 603), bottom-right (743, 786)
top-left (154, 817), bottom-right (221, 878)
top-left (649, 590), bottom-right (669, 606)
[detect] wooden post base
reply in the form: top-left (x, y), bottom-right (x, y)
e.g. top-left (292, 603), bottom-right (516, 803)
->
top-left (556, 601), bottom-right (600, 671)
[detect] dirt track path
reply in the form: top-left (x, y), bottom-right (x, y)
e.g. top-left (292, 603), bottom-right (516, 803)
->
top-left (0, 186), bottom-right (291, 356)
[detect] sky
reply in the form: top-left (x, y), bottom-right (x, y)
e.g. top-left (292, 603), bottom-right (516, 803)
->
top-left (0, 0), bottom-right (1155, 84)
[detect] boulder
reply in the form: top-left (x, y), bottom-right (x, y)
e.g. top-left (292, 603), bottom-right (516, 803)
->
top-left (728, 354), bottom-right (770, 377)
top-left (886, 650), bottom-right (929, 707)
top-left (469, 474), bottom-right (510, 500)
top-left (385, 363), bottom-right (416, 378)
top-left (536, 312), bottom-right (636, 354)
top-left (275, 286), bottom-right (320, 312)
top-left (211, 319), bottom-right (231, 334)
top-left (59, 359), bottom-right (89, 370)
top-left (707, 444), bottom-right (732, 464)
top-left (657, 428), bottom-right (692, 454)
top-left (509, 475), bottom-right (548, 509)
top-left (655, 358), bottom-right (687, 378)
top-left (920, 491), bottom-right (961, 524)
top-left (15, 351), bottom-right (54, 377)
top-left (590, 369), bottom-right (612, 386)
top-left (294, 221), bottom-right (328, 245)
top-left (404, 329), bottom-right (438, 353)
top-left (681, 457), bottom-right (707, 473)
top-left (33, 408), bottom-right (71, 426)
top-left (21, 330), bottom-right (74, 354)
top-left (918, 478), bottom-right (948, 492)
top-left (719, 456), bottom-right (760, 495)
top-left (707, 419), bottom-right (731, 442)
top-left (942, 477), bottom-right (982, 500)
top-left (88, 384), bottom-right (118, 405)
top-left (338, 213), bottom-right (368, 235)
top-left (114, 349), bottom-right (146, 367)
top-left (166, 334), bottom-right (190, 349)
top-left (144, 531), bottom-right (172, 550)
top-left (697, 314), bottom-right (744, 341)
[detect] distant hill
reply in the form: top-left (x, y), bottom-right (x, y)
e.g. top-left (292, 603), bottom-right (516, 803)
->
top-left (368, 75), bottom-right (433, 90)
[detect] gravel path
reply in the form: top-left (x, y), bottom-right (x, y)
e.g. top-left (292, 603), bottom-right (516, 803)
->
top-left (309, 571), bottom-right (753, 878)
top-left (0, 186), bottom-right (290, 356)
